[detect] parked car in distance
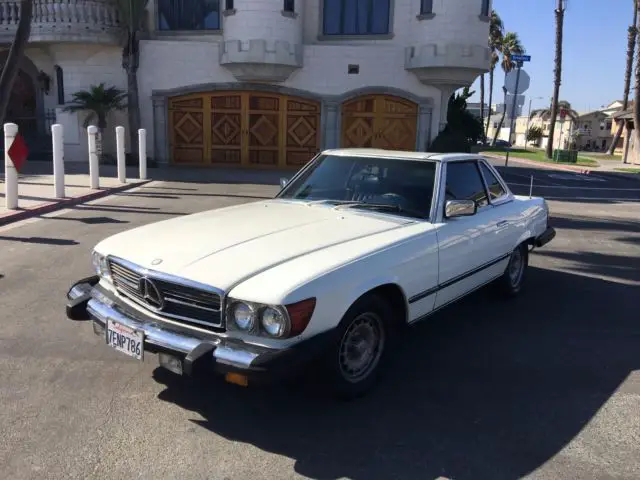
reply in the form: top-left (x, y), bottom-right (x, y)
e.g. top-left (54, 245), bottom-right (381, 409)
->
top-left (494, 139), bottom-right (512, 148)
top-left (66, 149), bottom-right (555, 399)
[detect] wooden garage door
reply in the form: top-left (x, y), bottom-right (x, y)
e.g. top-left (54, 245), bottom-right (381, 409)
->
top-left (341, 95), bottom-right (418, 151)
top-left (168, 92), bottom-right (321, 168)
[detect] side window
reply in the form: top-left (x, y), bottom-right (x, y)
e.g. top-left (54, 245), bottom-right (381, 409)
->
top-left (445, 162), bottom-right (488, 208)
top-left (479, 162), bottom-right (507, 201)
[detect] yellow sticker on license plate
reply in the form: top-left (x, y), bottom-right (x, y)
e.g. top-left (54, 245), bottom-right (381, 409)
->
top-left (106, 319), bottom-right (144, 361)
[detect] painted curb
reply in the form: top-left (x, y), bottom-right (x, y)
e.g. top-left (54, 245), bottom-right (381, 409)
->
top-left (0, 179), bottom-right (151, 227)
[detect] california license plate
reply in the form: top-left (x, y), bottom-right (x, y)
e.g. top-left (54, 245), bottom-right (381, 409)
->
top-left (106, 319), bottom-right (144, 361)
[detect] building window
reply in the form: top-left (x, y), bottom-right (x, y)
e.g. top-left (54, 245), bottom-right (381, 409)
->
top-left (481, 0), bottom-right (490, 16)
top-left (158, 0), bottom-right (221, 31)
top-left (323, 0), bottom-right (391, 36)
top-left (283, 0), bottom-right (294, 13)
top-left (420, 0), bottom-right (433, 14)
top-left (54, 65), bottom-right (64, 105)
top-left (225, 0), bottom-right (233, 10)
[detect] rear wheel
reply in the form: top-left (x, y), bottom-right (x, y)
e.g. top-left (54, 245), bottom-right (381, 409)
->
top-left (496, 242), bottom-right (529, 297)
top-left (320, 294), bottom-right (396, 400)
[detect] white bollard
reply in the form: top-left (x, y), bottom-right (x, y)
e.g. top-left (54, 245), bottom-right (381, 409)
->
top-left (138, 128), bottom-right (147, 180)
top-left (3, 122), bottom-right (19, 209)
top-left (87, 125), bottom-right (99, 189)
top-left (115, 126), bottom-right (126, 183)
top-left (51, 124), bottom-right (65, 198)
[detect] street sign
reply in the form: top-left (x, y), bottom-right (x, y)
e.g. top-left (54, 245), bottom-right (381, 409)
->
top-left (7, 132), bottom-right (29, 173)
top-left (511, 54), bottom-right (531, 62)
top-left (505, 69), bottom-right (530, 95)
top-left (560, 108), bottom-right (568, 119)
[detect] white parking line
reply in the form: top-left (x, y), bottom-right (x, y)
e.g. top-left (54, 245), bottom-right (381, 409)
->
top-left (503, 171), bottom-right (566, 187)
top-left (542, 196), bottom-right (640, 202)
top-left (508, 182), bottom-right (640, 191)
top-left (0, 183), bottom-right (153, 234)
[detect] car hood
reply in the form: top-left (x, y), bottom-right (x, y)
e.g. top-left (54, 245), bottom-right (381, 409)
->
top-left (96, 200), bottom-right (413, 291)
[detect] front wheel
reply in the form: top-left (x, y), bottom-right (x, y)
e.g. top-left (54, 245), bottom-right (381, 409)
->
top-left (320, 294), bottom-right (395, 400)
top-left (496, 242), bottom-right (529, 297)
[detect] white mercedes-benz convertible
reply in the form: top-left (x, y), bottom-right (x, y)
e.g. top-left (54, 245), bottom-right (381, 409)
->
top-left (66, 149), bottom-right (555, 399)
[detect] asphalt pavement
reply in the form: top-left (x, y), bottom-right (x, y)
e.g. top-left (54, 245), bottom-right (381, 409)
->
top-left (0, 165), bottom-right (638, 480)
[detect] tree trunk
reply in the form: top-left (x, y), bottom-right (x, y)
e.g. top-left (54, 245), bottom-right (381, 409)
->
top-left (545, 0), bottom-right (565, 159)
top-left (492, 86), bottom-right (507, 146)
top-left (123, 31), bottom-right (141, 163)
top-left (633, 1), bottom-right (640, 154)
top-left (0, 0), bottom-right (34, 125)
top-left (485, 68), bottom-right (495, 140)
top-left (608, 0), bottom-right (638, 156)
top-left (479, 74), bottom-right (485, 138)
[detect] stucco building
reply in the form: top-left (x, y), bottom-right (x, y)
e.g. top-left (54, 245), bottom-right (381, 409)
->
top-left (3, 0), bottom-right (491, 168)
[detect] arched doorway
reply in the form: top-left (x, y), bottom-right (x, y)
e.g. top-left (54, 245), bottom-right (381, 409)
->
top-left (6, 69), bottom-right (38, 144)
top-left (341, 94), bottom-right (418, 151)
top-left (168, 91), bottom-right (321, 168)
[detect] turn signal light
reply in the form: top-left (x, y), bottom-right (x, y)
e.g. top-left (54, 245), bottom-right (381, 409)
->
top-left (285, 297), bottom-right (316, 337)
top-left (225, 372), bottom-right (249, 387)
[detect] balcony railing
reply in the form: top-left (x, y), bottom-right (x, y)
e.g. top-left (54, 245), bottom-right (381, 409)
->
top-left (0, 0), bottom-right (122, 45)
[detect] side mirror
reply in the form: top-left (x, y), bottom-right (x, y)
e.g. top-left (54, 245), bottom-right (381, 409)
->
top-left (445, 199), bottom-right (477, 218)
top-left (279, 177), bottom-right (289, 189)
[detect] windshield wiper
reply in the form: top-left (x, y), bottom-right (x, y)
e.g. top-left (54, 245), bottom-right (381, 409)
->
top-left (335, 202), bottom-right (426, 219)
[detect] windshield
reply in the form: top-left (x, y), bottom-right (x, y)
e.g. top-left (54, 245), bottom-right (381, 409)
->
top-left (277, 154), bottom-right (437, 218)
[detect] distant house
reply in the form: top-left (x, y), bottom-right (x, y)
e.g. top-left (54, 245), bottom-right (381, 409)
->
top-left (610, 108), bottom-right (640, 164)
top-left (574, 110), bottom-right (613, 151)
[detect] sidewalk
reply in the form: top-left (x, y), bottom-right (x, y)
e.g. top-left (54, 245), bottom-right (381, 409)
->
top-left (482, 152), bottom-right (640, 180)
top-left (0, 163), bottom-right (150, 227)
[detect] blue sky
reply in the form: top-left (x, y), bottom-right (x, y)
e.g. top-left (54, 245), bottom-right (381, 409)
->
top-left (467, 0), bottom-right (633, 114)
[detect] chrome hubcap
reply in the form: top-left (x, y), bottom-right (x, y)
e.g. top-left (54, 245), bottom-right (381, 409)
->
top-left (338, 312), bottom-right (385, 383)
top-left (508, 248), bottom-right (524, 286)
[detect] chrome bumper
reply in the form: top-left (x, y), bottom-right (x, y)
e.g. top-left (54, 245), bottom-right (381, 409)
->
top-left (68, 281), bottom-right (269, 371)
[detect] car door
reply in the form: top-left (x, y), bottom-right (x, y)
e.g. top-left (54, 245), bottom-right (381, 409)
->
top-left (477, 159), bottom-right (523, 258)
top-left (433, 160), bottom-right (505, 309)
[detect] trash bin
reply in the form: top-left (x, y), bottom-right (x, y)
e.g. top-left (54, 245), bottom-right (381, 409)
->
top-left (553, 149), bottom-right (578, 163)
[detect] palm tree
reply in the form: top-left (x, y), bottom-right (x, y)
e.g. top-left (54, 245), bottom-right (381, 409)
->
top-left (118, 0), bottom-right (148, 162)
top-left (545, 0), bottom-right (567, 159)
top-left (484, 10), bottom-right (504, 141)
top-left (607, 0), bottom-right (637, 156)
top-left (0, 0), bottom-right (33, 125)
top-left (491, 32), bottom-right (525, 145)
top-left (63, 83), bottom-right (128, 161)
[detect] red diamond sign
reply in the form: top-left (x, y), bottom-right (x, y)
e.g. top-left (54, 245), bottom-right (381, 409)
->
top-left (7, 132), bottom-right (29, 173)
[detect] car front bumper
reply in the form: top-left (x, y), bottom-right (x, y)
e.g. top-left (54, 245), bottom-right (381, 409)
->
top-left (66, 276), bottom-right (334, 385)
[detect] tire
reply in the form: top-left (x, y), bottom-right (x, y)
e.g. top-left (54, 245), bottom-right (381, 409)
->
top-left (320, 294), bottom-right (396, 401)
top-left (496, 242), bottom-right (529, 297)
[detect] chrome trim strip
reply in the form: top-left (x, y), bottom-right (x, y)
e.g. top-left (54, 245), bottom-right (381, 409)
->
top-left (86, 297), bottom-right (262, 369)
top-left (69, 285), bottom-right (89, 300)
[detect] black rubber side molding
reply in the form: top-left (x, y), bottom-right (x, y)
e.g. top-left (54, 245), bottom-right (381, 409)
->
top-left (65, 275), bottom-right (100, 321)
top-left (183, 343), bottom-right (216, 377)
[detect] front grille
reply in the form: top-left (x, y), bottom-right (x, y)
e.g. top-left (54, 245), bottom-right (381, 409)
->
top-left (108, 258), bottom-right (224, 331)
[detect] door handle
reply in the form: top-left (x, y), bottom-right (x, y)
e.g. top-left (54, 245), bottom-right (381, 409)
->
top-left (496, 220), bottom-right (509, 228)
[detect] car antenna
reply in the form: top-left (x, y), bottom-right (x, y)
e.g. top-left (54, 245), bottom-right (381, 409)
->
top-left (529, 174), bottom-right (534, 199)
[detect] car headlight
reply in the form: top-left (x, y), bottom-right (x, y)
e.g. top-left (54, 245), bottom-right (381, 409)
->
top-left (230, 302), bottom-right (256, 331)
top-left (261, 307), bottom-right (288, 338)
top-left (91, 250), bottom-right (111, 280)
top-left (226, 297), bottom-right (316, 339)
